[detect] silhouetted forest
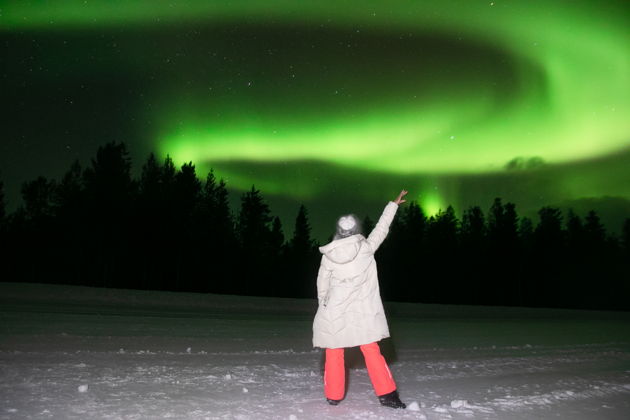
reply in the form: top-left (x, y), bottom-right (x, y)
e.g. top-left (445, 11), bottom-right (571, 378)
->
top-left (1, 142), bottom-right (629, 310)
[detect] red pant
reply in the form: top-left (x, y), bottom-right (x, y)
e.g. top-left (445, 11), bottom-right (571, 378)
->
top-left (324, 342), bottom-right (396, 400)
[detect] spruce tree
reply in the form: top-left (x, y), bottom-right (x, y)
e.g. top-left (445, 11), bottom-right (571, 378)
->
top-left (518, 217), bottom-right (534, 245)
top-left (0, 177), bottom-right (5, 223)
top-left (566, 209), bottom-right (584, 251)
top-left (172, 162), bottom-right (202, 290)
top-left (582, 210), bottom-right (610, 307)
top-left (534, 206), bottom-right (564, 306)
top-left (380, 200), bottom-right (426, 302)
top-left (584, 210), bottom-right (606, 246)
top-left (286, 205), bottom-right (319, 298)
top-left (161, 155), bottom-right (177, 219)
top-left (238, 186), bottom-right (272, 246)
top-left (83, 142), bottom-right (134, 211)
top-left (362, 215), bottom-right (374, 235)
top-left (535, 207), bottom-right (564, 246)
top-left (54, 160), bottom-right (85, 285)
top-left (139, 153), bottom-right (162, 203)
top-left (0, 177), bottom-right (5, 282)
top-left (82, 142), bottom-right (135, 288)
top-left (503, 203), bottom-right (519, 245)
top-left (271, 216), bottom-right (285, 250)
top-left (214, 179), bottom-right (235, 241)
top-left (238, 186), bottom-right (274, 295)
top-left (20, 176), bottom-right (57, 283)
top-left (21, 176), bottom-right (56, 222)
top-left (488, 198), bottom-right (518, 247)
top-left (623, 218), bottom-right (630, 254)
top-left (211, 177), bottom-right (237, 292)
top-left (290, 205), bottom-right (313, 253)
top-left (403, 201), bottom-right (426, 245)
top-left (488, 198), bottom-right (505, 244)
top-left (461, 206), bottom-right (486, 246)
top-left (199, 171), bottom-right (235, 243)
top-left (461, 206), bottom-right (487, 304)
top-left (137, 153), bottom-right (166, 290)
top-left (174, 162), bottom-right (201, 220)
top-left (425, 206), bottom-right (459, 302)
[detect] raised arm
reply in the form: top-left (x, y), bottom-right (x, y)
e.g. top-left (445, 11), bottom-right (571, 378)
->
top-left (366, 190), bottom-right (407, 253)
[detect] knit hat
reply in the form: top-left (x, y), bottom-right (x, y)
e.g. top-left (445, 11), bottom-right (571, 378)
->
top-left (334, 214), bottom-right (361, 239)
top-left (338, 216), bottom-right (357, 231)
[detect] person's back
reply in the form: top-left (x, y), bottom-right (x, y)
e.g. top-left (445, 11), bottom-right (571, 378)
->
top-left (312, 190), bottom-right (408, 409)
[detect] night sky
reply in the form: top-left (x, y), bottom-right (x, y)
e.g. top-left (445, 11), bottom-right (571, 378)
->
top-left (2, 0), bottom-right (629, 241)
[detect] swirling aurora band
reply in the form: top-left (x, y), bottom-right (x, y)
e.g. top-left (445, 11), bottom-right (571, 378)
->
top-left (3, 0), bottom-right (629, 213)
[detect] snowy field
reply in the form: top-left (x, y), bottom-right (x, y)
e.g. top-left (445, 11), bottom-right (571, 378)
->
top-left (1, 283), bottom-right (630, 420)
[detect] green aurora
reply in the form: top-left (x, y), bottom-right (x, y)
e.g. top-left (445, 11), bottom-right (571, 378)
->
top-left (2, 0), bottom-right (629, 237)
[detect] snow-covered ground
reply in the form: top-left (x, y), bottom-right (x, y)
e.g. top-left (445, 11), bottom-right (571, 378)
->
top-left (1, 283), bottom-right (629, 419)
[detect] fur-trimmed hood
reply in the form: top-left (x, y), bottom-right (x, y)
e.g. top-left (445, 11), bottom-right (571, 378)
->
top-left (319, 234), bottom-right (363, 264)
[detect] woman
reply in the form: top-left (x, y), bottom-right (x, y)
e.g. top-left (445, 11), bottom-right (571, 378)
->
top-left (312, 190), bottom-right (408, 409)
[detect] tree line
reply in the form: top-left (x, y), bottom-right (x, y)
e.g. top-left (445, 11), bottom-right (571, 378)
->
top-left (0, 142), bottom-right (319, 299)
top-left (0, 142), bottom-right (629, 310)
top-left (379, 199), bottom-right (630, 310)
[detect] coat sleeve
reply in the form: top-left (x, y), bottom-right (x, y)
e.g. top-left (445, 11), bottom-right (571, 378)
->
top-left (316, 255), bottom-right (332, 306)
top-left (366, 201), bottom-right (399, 253)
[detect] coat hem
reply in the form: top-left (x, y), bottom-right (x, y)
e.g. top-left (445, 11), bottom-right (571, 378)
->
top-left (313, 334), bottom-right (390, 349)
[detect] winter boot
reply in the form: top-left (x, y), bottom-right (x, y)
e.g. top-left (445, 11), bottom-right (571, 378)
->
top-left (378, 390), bottom-right (406, 409)
top-left (327, 398), bottom-right (341, 406)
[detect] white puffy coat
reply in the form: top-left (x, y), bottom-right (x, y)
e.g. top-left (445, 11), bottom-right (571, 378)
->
top-left (312, 201), bottom-right (398, 349)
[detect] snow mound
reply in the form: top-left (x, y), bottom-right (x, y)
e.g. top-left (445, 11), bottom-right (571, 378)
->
top-left (451, 399), bottom-right (470, 408)
top-left (407, 401), bottom-right (420, 411)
